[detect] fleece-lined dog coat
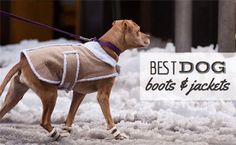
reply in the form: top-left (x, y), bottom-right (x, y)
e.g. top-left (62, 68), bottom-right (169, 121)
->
top-left (21, 41), bottom-right (118, 91)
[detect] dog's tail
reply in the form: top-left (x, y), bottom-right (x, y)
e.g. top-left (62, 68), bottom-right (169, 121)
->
top-left (0, 62), bottom-right (21, 97)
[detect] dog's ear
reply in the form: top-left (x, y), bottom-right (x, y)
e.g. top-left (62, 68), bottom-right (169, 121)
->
top-left (122, 20), bottom-right (129, 33)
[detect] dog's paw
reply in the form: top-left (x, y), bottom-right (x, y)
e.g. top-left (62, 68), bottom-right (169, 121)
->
top-left (59, 126), bottom-right (72, 137)
top-left (48, 128), bottom-right (61, 141)
top-left (114, 133), bottom-right (129, 140)
top-left (60, 132), bottom-right (70, 137)
top-left (59, 129), bottom-right (70, 137)
top-left (107, 126), bottom-right (129, 140)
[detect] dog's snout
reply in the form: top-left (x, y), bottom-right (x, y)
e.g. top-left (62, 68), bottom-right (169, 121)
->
top-left (144, 33), bottom-right (150, 39)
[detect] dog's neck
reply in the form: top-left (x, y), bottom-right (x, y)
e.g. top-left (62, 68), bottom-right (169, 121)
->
top-left (98, 28), bottom-right (127, 62)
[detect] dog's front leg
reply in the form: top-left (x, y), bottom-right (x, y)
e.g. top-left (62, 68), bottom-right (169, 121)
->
top-left (97, 79), bottom-right (128, 140)
top-left (65, 92), bottom-right (85, 127)
top-left (97, 89), bottom-right (115, 129)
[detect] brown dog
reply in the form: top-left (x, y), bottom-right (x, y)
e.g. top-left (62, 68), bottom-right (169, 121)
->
top-left (0, 20), bottom-right (150, 140)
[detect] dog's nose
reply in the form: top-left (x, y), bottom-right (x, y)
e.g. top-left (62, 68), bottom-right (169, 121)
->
top-left (146, 34), bottom-right (150, 38)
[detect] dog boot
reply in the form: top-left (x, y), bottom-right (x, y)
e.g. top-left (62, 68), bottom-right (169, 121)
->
top-left (48, 128), bottom-right (61, 141)
top-left (107, 126), bottom-right (129, 140)
top-left (59, 126), bottom-right (72, 137)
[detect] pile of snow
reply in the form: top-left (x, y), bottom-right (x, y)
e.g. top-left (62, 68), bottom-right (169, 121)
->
top-left (1, 39), bottom-right (236, 145)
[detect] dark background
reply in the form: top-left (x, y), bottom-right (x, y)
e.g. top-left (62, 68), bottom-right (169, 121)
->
top-left (0, 0), bottom-right (222, 48)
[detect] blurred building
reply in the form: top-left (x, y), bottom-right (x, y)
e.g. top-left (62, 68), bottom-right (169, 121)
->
top-left (0, 0), bottom-right (235, 51)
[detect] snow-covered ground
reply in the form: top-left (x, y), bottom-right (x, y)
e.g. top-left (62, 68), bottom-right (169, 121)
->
top-left (1, 39), bottom-right (236, 145)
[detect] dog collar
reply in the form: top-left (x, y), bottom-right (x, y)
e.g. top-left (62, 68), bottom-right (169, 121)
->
top-left (92, 37), bottom-right (122, 56)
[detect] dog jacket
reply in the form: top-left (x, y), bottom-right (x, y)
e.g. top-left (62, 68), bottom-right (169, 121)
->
top-left (21, 41), bottom-right (118, 91)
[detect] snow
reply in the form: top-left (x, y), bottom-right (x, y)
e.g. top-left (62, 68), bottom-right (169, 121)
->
top-left (1, 39), bottom-right (236, 144)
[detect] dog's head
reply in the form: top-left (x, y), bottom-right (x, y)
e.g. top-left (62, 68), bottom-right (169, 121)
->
top-left (112, 20), bottom-right (150, 49)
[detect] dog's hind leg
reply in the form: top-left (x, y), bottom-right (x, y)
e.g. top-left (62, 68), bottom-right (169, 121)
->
top-left (32, 84), bottom-right (60, 140)
top-left (0, 75), bottom-right (29, 119)
top-left (64, 92), bottom-right (85, 128)
top-left (20, 61), bottom-right (60, 140)
top-left (35, 86), bottom-right (58, 136)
